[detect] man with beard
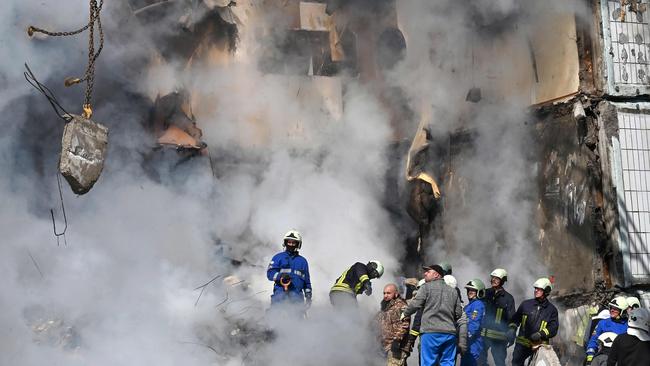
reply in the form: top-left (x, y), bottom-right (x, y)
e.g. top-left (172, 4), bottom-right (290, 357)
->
top-left (376, 283), bottom-right (411, 366)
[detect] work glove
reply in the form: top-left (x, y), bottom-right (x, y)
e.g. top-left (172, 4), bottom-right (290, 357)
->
top-left (585, 353), bottom-right (594, 365)
top-left (506, 328), bottom-right (516, 347)
top-left (363, 281), bottom-right (372, 296)
top-left (305, 291), bottom-right (312, 308)
top-left (390, 340), bottom-right (402, 359)
top-left (530, 332), bottom-right (542, 342)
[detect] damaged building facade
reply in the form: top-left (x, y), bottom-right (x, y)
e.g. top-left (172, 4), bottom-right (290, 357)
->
top-left (18, 0), bottom-right (650, 363)
top-left (130, 0), bottom-right (649, 318)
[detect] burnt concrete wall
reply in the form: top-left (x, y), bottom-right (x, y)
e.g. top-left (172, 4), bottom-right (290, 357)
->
top-left (534, 100), bottom-right (606, 295)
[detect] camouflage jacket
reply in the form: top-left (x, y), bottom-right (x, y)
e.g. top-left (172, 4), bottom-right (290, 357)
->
top-left (375, 297), bottom-right (411, 352)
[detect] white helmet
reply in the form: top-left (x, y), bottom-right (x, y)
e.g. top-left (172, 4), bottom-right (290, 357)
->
top-left (283, 230), bottom-right (302, 249)
top-left (597, 332), bottom-right (618, 348)
top-left (628, 308), bottom-right (650, 341)
top-left (367, 260), bottom-right (384, 279)
top-left (444, 275), bottom-right (457, 288)
top-left (609, 296), bottom-right (629, 311)
top-left (533, 277), bottom-right (553, 295)
top-left (490, 268), bottom-right (508, 282)
top-left (627, 296), bottom-right (641, 309)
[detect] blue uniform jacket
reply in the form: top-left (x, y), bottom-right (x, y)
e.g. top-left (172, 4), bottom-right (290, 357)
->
top-left (466, 298), bottom-right (485, 341)
top-left (266, 251), bottom-right (312, 303)
top-left (586, 317), bottom-right (628, 355)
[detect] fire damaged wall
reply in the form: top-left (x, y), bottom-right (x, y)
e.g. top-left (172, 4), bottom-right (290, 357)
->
top-left (534, 100), bottom-right (608, 296)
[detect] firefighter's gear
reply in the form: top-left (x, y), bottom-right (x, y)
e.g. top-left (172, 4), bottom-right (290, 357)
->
top-left (626, 296), bottom-right (641, 310)
top-left (330, 262), bottom-right (376, 307)
top-left (490, 268), bottom-right (508, 282)
top-left (368, 260), bottom-right (384, 279)
top-left (478, 286), bottom-right (515, 366)
top-left (283, 230), bottom-right (303, 250)
top-left (607, 309), bottom-right (650, 366)
top-left (628, 307), bottom-right (650, 341)
top-left (443, 275), bottom-right (457, 288)
top-left (608, 296), bottom-right (629, 312)
top-left (597, 331), bottom-right (618, 349)
top-left (267, 250), bottom-right (312, 305)
top-left (585, 313), bottom-right (628, 361)
top-left (460, 296), bottom-right (485, 366)
top-left (508, 296), bottom-right (559, 366)
top-left (532, 277), bottom-right (553, 295)
top-left (465, 279), bottom-right (486, 299)
top-left (439, 261), bottom-right (452, 275)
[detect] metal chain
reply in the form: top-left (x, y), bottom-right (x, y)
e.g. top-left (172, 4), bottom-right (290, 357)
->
top-left (28, 0), bottom-right (104, 118)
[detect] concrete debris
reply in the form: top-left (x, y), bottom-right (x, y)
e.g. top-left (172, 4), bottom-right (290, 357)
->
top-left (23, 305), bottom-right (81, 350)
top-left (59, 114), bottom-right (109, 195)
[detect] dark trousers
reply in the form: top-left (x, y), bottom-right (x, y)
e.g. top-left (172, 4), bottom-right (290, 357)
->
top-left (511, 344), bottom-right (534, 366)
top-left (478, 338), bottom-right (508, 366)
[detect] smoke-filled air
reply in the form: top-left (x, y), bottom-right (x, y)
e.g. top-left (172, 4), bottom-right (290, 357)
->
top-left (0, 0), bottom-right (617, 366)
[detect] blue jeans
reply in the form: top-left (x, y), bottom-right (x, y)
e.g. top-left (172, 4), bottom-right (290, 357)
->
top-left (420, 333), bottom-right (457, 366)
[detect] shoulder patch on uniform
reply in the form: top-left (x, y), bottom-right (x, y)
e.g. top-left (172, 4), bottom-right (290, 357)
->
top-left (472, 310), bottom-right (478, 320)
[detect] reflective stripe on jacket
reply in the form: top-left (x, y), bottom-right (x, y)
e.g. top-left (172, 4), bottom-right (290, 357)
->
top-left (330, 262), bottom-right (370, 295)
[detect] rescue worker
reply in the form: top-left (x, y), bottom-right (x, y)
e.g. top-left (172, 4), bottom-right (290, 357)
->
top-left (406, 266), bottom-right (443, 361)
top-left (329, 260), bottom-right (384, 308)
top-left (401, 264), bottom-right (468, 366)
top-left (405, 278), bottom-right (425, 363)
top-left (590, 332), bottom-right (618, 366)
top-left (607, 307), bottom-right (650, 365)
top-left (507, 277), bottom-right (559, 366)
top-left (478, 268), bottom-right (515, 366)
top-left (586, 296), bottom-right (629, 364)
top-left (444, 274), bottom-right (464, 305)
top-left (460, 279), bottom-right (486, 366)
top-left (375, 283), bottom-right (411, 366)
top-left (626, 296), bottom-right (641, 315)
top-left (266, 230), bottom-right (312, 306)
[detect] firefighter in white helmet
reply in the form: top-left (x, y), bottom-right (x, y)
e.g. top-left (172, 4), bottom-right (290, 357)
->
top-left (478, 268), bottom-right (515, 366)
top-left (266, 230), bottom-right (312, 307)
top-left (460, 279), bottom-right (486, 366)
top-left (508, 277), bottom-right (559, 366)
top-left (608, 307), bottom-right (650, 365)
top-left (626, 296), bottom-right (641, 315)
top-left (585, 296), bottom-right (629, 364)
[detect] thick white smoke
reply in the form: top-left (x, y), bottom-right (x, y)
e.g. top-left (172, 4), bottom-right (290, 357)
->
top-left (1, 0), bottom-right (594, 365)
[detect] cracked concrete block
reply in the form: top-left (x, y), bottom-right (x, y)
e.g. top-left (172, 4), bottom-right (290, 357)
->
top-left (58, 114), bottom-right (109, 195)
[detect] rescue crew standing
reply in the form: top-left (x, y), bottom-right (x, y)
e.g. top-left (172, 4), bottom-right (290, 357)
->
top-left (479, 268), bottom-right (516, 366)
top-left (507, 277), bottom-right (559, 366)
top-left (266, 230), bottom-right (312, 306)
top-left (460, 279), bottom-right (486, 366)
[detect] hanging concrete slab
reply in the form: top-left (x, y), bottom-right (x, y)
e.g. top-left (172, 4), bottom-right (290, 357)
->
top-left (59, 114), bottom-right (109, 195)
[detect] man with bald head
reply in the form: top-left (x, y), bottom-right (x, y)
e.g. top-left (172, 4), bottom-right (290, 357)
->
top-left (375, 283), bottom-right (411, 365)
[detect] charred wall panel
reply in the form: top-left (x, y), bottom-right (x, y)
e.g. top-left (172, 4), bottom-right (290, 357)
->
top-left (534, 102), bottom-right (603, 295)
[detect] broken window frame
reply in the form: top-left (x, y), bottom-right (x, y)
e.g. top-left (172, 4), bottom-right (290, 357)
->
top-left (599, 0), bottom-right (650, 96)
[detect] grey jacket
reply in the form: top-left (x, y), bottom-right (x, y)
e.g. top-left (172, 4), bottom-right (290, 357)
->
top-left (403, 279), bottom-right (468, 348)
